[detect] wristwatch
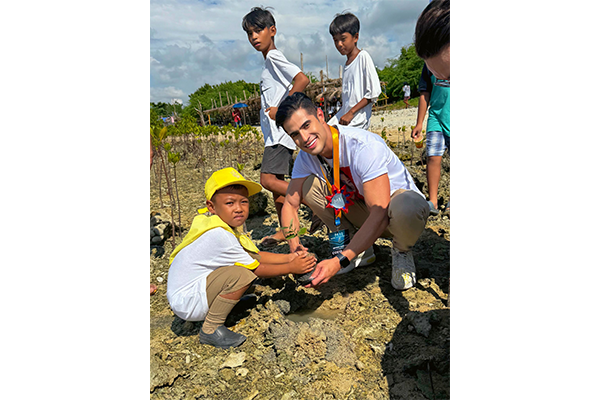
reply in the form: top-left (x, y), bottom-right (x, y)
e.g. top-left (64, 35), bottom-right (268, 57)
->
top-left (335, 253), bottom-right (350, 268)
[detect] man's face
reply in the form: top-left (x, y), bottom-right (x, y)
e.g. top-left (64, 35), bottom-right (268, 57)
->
top-left (424, 44), bottom-right (450, 81)
top-left (332, 32), bottom-right (358, 57)
top-left (207, 186), bottom-right (250, 228)
top-left (246, 25), bottom-right (276, 54)
top-left (283, 107), bottom-right (332, 158)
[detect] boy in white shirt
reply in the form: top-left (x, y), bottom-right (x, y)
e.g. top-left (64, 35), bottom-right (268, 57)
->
top-left (327, 12), bottom-right (381, 130)
top-left (167, 168), bottom-right (316, 349)
top-left (402, 82), bottom-right (411, 109)
top-left (242, 7), bottom-right (311, 247)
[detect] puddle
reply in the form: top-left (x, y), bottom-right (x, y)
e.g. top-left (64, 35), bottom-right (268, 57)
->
top-left (286, 308), bottom-right (343, 323)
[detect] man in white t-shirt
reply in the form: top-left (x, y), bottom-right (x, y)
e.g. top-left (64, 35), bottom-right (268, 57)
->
top-left (276, 93), bottom-right (430, 290)
top-left (242, 7), bottom-right (311, 246)
top-left (327, 12), bottom-right (381, 130)
top-left (402, 82), bottom-right (411, 109)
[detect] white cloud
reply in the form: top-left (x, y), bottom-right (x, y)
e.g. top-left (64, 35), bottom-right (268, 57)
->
top-left (150, 0), bottom-right (429, 104)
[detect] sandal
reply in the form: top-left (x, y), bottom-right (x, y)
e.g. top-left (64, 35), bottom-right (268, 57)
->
top-left (150, 284), bottom-right (158, 296)
top-left (260, 234), bottom-right (285, 248)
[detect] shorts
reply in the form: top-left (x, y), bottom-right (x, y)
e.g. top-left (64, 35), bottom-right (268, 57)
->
top-left (426, 131), bottom-right (448, 157)
top-left (261, 144), bottom-right (293, 175)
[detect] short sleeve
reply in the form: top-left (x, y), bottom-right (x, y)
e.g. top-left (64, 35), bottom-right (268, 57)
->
top-left (418, 64), bottom-right (433, 94)
top-left (361, 52), bottom-right (382, 100)
top-left (291, 151), bottom-right (316, 180)
top-left (267, 50), bottom-right (302, 89)
top-left (209, 229), bottom-right (259, 270)
top-left (352, 140), bottom-right (389, 183)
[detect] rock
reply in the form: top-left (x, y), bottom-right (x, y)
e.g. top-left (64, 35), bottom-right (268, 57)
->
top-left (151, 235), bottom-right (164, 245)
top-left (405, 311), bottom-right (432, 337)
top-left (156, 276), bottom-right (164, 283)
top-left (150, 356), bottom-right (180, 392)
top-left (273, 299), bottom-right (291, 314)
top-left (219, 368), bottom-right (235, 381)
top-left (248, 191), bottom-right (268, 216)
top-left (236, 367), bottom-right (249, 377)
top-left (220, 352), bottom-right (246, 369)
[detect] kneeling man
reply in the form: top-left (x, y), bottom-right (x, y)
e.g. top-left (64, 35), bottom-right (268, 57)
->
top-left (275, 93), bottom-right (430, 290)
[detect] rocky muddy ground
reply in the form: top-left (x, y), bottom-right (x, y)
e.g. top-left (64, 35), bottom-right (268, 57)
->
top-left (150, 114), bottom-right (450, 399)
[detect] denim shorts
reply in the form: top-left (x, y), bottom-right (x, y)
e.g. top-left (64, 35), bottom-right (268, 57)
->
top-left (426, 131), bottom-right (449, 157)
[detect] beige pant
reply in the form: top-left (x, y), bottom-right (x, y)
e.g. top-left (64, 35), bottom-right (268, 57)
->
top-left (302, 174), bottom-right (429, 252)
top-left (205, 265), bottom-right (256, 308)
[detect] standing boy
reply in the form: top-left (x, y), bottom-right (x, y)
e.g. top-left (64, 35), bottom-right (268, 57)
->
top-left (242, 7), bottom-right (310, 247)
top-left (167, 168), bottom-right (317, 349)
top-left (411, 64), bottom-right (449, 215)
top-left (402, 82), bottom-right (411, 109)
top-left (327, 12), bottom-right (381, 130)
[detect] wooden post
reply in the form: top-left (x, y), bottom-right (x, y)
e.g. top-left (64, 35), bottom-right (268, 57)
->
top-left (226, 91), bottom-right (231, 105)
top-left (219, 92), bottom-right (223, 107)
top-left (194, 101), bottom-right (206, 126)
top-left (243, 90), bottom-right (247, 101)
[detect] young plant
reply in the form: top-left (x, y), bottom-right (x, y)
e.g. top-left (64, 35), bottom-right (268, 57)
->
top-left (281, 219), bottom-right (307, 240)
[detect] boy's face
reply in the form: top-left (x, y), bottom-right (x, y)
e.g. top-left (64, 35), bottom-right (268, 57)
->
top-left (332, 32), bottom-right (358, 57)
top-left (424, 44), bottom-right (450, 81)
top-left (207, 186), bottom-right (250, 228)
top-left (247, 25), bottom-right (276, 55)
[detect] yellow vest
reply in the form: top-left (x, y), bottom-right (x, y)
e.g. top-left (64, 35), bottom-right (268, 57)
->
top-left (169, 210), bottom-right (260, 269)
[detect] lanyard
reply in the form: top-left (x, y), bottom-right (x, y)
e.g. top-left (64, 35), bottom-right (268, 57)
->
top-left (318, 125), bottom-right (340, 193)
top-left (318, 125), bottom-right (353, 226)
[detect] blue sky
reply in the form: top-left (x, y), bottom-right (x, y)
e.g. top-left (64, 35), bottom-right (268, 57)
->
top-left (150, 0), bottom-right (429, 105)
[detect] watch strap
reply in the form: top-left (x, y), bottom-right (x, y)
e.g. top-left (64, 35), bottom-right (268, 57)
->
top-left (335, 253), bottom-right (350, 268)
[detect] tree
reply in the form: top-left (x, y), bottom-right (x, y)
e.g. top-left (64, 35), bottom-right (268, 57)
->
top-left (377, 44), bottom-right (425, 103)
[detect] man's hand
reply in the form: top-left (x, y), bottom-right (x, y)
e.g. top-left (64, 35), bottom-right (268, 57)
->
top-left (339, 110), bottom-right (355, 125)
top-left (266, 106), bottom-right (278, 120)
top-left (305, 257), bottom-right (341, 287)
top-left (411, 124), bottom-right (423, 141)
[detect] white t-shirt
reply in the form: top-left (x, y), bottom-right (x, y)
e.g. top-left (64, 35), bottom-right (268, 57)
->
top-left (291, 125), bottom-right (424, 199)
top-left (166, 227), bottom-right (256, 321)
top-left (328, 50), bottom-right (382, 130)
top-left (403, 84), bottom-right (411, 98)
top-left (260, 49), bottom-right (301, 150)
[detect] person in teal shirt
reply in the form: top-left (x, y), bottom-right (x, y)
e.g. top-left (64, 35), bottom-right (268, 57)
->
top-left (411, 64), bottom-right (449, 215)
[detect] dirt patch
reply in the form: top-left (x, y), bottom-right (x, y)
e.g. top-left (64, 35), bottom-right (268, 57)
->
top-left (150, 118), bottom-right (450, 399)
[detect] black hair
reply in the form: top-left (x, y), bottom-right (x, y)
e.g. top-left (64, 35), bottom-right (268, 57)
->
top-left (275, 92), bottom-right (318, 131)
top-left (414, 0), bottom-right (450, 59)
top-left (242, 7), bottom-right (276, 32)
top-left (214, 184), bottom-right (248, 197)
top-left (329, 12), bottom-right (360, 37)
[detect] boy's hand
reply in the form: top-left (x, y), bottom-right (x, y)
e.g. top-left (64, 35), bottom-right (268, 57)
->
top-left (339, 110), bottom-right (354, 125)
top-left (411, 125), bottom-right (423, 140)
top-left (289, 251), bottom-right (317, 275)
top-left (266, 106), bottom-right (278, 120)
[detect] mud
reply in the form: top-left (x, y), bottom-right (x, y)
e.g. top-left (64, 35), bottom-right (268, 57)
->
top-left (150, 120), bottom-right (450, 399)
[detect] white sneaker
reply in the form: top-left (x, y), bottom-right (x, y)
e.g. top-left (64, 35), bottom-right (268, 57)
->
top-left (391, 248), bottom-right (416, 290)
top-left (336, 246), bottom-right (377, 275)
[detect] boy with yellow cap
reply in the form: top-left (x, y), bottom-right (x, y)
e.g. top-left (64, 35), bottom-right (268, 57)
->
top-left (166, 167), bottom-right (316, 349)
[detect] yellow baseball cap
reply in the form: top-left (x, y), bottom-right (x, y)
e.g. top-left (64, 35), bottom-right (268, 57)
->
top-left (205, 167), bottom-right (263, 201)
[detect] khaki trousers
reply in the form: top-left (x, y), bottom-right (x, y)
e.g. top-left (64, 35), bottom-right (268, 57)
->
top-left (302, 174), bottom-right (429, 252)
top-left (205, 265), bottom-right (256, 308)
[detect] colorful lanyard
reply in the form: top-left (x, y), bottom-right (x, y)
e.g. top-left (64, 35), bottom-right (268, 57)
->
top-left (319, 125), bottom-right (354, 226)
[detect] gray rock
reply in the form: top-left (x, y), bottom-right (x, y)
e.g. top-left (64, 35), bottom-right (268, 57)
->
top-left (249, 191), bottom-right (269, 216)
top-left (274, 299), bottom-right (291, 315)
top-left (405, 311), bottom-right (432, 337)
